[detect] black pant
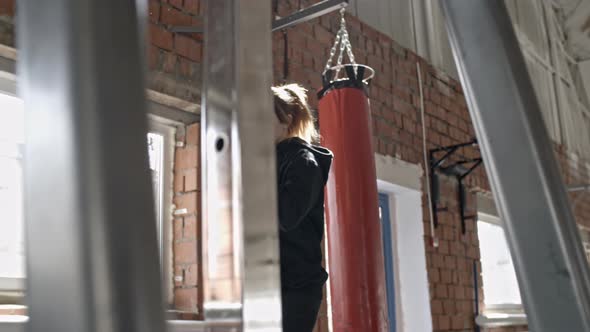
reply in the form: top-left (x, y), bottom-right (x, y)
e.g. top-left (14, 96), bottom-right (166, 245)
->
top-left (282, 285), bottom-right (323, 332)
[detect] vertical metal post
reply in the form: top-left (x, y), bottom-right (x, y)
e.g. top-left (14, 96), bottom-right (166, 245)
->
top-left (202, 0), bottom-right (282, 330)
top-left (17, 1), bottom-right (165, 332)
top-left (440, 2), bottom-right (590, 331)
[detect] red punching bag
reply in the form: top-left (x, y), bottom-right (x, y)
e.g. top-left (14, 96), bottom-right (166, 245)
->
top-left (319, 64), bottom-right (389, 332)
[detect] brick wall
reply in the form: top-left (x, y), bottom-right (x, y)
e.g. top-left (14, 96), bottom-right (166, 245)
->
top-left (172, 123), bottom-right (203, 319)
top-left (0, 0), bottom-right (14, 46)
top-left (148, 0), bottom-right (203, 101)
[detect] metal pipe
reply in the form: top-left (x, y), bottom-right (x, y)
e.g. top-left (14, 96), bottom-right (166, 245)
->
top-left (271, 0), bottom-right (348, 31)
top-left (418, 62), bottom-right (437, 246)
top-left (441, 2), bottom-right (590, 331)
top-left (473, 260), bottom-right (481, 332)
top-left (568, 184), bottom-right (590, 193)
top-left (17, 1), bottom-right (165, 331)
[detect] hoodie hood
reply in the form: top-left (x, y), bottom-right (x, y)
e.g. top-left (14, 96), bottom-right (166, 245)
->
top-left (277, 137), bottom-right (333, 182)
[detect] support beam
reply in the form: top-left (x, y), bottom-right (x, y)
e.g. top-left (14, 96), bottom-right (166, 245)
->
top-left (202, 0), bottom-right (281, 330)
top-left (271, 0), bottom-right (348, 32)
top-left (172, 0), bottom-right (348, 34)
top-left (17, 1), bottom-right (165, 332)
top-left (440, 2), bottom-right (590, 331)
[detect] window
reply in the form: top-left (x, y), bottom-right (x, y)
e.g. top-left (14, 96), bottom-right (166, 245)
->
top-left (0, 90), bottom-right (176, 299)
top-left (578, 226), bottom-right (590, 263)
top-left (477, 214), bottom-right (522, 309)
top-left (0, 92), bottom-right (25, 293)
top-left (147, 118), bottom-right (176, 304)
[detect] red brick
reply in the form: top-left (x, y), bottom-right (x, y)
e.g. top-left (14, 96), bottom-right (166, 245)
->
top-left (0, 0), bottom-right (15, 16)
top-left (149, 1), bottom-right (161, 23)
top-left (429, 267), bottom-right (440, 283)
top-left (174, 34), bottom-right (202, 62)
top-left (438, 315), bottom-right (451, 330)
top-left (179, 263), bottom-right (198, 286)
top-left (467, 246), bottom-right (480, 259)
top-left (431, 299), bottom-right (443, 314)
top-left (174, 191), bottom-right (198, 214)
top-left (174, 172), bottom-right (184, 193)
top-left (175, 145), bottom-right (199, 169)
top-left (174, 287), bottom-right (198, 310)
top-left (432, 253), bottom-right (445, 268)
top-left (437, 240), bottom-right (450, 255)
top-left (183, 168), bottom-right (199, 192)
top-left (444, 255), bottom-right (457, 269)
top-left (452, 315), bottom-right (467, 330)
top-left (184, 0), bottom-right (200, 14)
top-left (174, 240), bottom-right (197, 264)
top-left (161, 6), bottom-right (192, 27)
top-left (182, 215), bottom-right (197, 239)
top-left (454, 285), bottom-right (465, 299)
top-left (441, 269), bottom-right (452, 284)
top-left (162, 51), bottom-right (177, 74)
top-left (168, 0), bottom-right (183, 9)
top-left (187, 123), bottom-right (200, 144)
top-left (173, 218), bottom-right (183, 241)
top-left (150, 23), bottom-right (174, 50)
top-left (435, 284), bottom-right (448, 298)
top-left (148, 45), bottom-right (159, 70)
top-left (443, 299), bottom-right (455, 314)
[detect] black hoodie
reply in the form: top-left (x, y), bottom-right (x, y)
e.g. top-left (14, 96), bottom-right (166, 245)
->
top-left (276, 137), bottom-right (333, 289)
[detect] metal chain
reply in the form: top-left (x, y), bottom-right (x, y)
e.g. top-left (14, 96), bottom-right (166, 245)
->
top-left (324, 8), bottom-right (356, 75)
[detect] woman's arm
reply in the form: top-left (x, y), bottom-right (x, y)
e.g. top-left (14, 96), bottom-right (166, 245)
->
top-left (278, 149), bottom-right (324, 232)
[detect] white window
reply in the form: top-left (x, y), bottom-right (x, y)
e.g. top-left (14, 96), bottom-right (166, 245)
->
top-left (578, 226), bottom-right (590, 263)
top-left (477, 213), bottom-right (523, 310)
top-left (0, 91), bottom-right (25, 293)
top-left (147, 117), bottom-right (176, 304)
top-left (0, 88), bottom-right (175, 299)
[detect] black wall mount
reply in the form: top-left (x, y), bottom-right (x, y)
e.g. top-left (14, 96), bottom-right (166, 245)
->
top-left (429, 139), bottom-right (482, 234)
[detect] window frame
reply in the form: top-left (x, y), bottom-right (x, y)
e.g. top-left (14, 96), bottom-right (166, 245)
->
top-left (147, 115), bottom-right (178, 306)
top-left (476, 195), bottom-right (527, 327)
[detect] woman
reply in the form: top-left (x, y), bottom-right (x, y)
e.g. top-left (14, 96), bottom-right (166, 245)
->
top-left (273, 84), bottom-right (333, 332)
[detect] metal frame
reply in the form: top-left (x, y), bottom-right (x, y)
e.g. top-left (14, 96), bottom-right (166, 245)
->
top-left (172, 0), bottom-right (349, 34)
top-left (202, 0), bottom-right (282, 330)
top-left (271, 0), bottom-right (348, 31)
top-left (441, 1), bottom-right (590, 331)
top-left (429, 139), bottom-right (482, 233)
top-left (17, 0), bottom-right (165, 331)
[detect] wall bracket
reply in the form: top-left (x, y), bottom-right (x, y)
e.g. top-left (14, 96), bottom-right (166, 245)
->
top-left (429, 139), bottom-right (482, 234)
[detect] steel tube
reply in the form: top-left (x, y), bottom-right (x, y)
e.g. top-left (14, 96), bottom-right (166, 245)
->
top-left (202, 0), bottom-right (281, 330)
top-left (441, 2), bottom-right (590, 331)
top-left (17, 1), bottom-right (165, 332)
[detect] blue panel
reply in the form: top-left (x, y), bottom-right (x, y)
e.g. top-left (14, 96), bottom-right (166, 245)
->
top-left (379, 193), bottom-right (396, 332)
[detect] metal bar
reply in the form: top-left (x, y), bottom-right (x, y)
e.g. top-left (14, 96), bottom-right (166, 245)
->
top-left (202, 0), bottom-right (281, 330)
top-left (428, 159), bottom-right (440, 228)
top-left (441, 2), bottom-right (590, 331)
top-left (173, 0), bottom-right (348, 34)
top-left (271, 0), bottom-right (348, 32)
top-left (171, 26), bottom-right (203, 34)
top-left (473, 260), bottom-right (481, 332)
top-left (17, 1), bottom-right (165, 332)
top-left (431, 146), bottom-right (458, 169)
top-left (459, 159), bottom-right (483, 180)
top-left (568, 184), bottom-right (590, 192)
top-left (429, 139), bottom-right (477, 153)
top-left (458, 178), bottom-right (466, 233)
